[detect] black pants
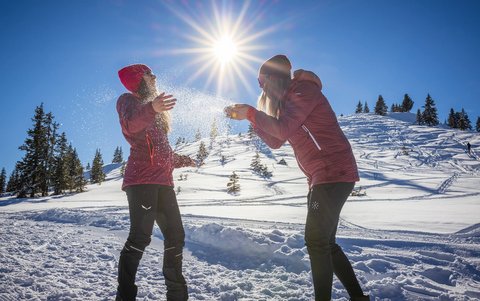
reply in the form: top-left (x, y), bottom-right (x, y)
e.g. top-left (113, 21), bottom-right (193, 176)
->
top-left (116, 185), bottom-right (188, 301)
top-left (305, 182), bottom-right (364, 301)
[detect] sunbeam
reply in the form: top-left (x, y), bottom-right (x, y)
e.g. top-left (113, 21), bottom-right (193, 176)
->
top-left (163, 0), bottom-right (279, 96)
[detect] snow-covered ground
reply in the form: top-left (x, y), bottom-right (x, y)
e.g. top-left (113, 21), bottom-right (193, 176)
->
top-left (1, 113), bottom-right (479, 300)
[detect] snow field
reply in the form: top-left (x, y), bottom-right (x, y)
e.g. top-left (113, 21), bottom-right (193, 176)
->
top-left (1, 113), bottom-right (479, 300)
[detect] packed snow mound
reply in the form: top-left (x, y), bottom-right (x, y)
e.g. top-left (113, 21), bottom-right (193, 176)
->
top-left (2, 208), bottom-right (479, 300)
top-left (387, 112), bottom-right (417, 124)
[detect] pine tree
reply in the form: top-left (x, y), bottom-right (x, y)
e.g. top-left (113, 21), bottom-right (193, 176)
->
top-left (457, 108), bottom-right (472, 130)
top-left (374, 95), bottom-right (388, 116)
top-left (250, 152), bottom-right (272, 179)
top-left (90, 149), bottom-right (105, 184)
top-left (195, 129), bottom-right (202, 141)
top-left (363, 102), bottom-right (370, 113)
top-left (175, 137), bottom-right (183, 150)
top-left (355, 101), bottom-right (363, 113)
top-left (52, 132), bottom-right (69, 195)
top-left (391, 103), bottom-right (402, 113)
top-left (447, 108), bottom-right (457, 128)
top-left (401, 94), bottom-right (414, 112)
top-left (259, 164), bottom-right (272, 179)
top-left (250, 152), bottom-right (261, 172)
top-left (210, 118), bottom-right (218, 141)
top-left (227, 171), bottom-right (240, 194)
top-left (17, 104), bottom-right (59, 197)
top-left (44, 112), bottom-right (59, 195)
top-left (416, 109), bottom-right (424, 125)
top-left (69, 147), bottom-right (86, 192)
top-left (6, 162), bottom-right (23, 196)
top-left (476, 117), bottom-right (480, 132)
top-left (86, 163), bottom-right (91, 170)
top-left (421, 94), bottom-right (439, 126)
top-left (196, 141), bottom-right (208, 166)
top-left (247, 124), bottom-right (256, 138)
top-left (0, 168), bottom-right (6, 194)
top-left (112, 146), bottom-right (123, 163)
top-left (6, 169), bottom-right (16, 193)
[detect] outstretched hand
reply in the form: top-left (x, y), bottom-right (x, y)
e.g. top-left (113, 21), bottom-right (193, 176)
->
top-left (152, 92), bottom-right (176, 113)
top-left (224, 104), bottom-right (251, 120)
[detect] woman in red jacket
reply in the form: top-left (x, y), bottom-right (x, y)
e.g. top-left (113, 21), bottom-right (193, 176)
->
top-left (116, 64), bottom-right (195, 301)
top-left (226, 55), bottom-right (369, 301)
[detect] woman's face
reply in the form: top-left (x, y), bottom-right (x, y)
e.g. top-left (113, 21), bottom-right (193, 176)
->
top-left (258, 74), bottom-right (267, 89)
top-left (142, 71), bottom-right (157, 92)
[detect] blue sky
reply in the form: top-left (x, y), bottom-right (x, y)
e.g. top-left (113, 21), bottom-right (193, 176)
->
top-left (1, 0), bottom-right (479, 176)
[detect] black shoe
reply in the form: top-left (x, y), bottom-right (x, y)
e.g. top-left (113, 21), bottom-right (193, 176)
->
top-left (351, 295), bottom-right (370, 301)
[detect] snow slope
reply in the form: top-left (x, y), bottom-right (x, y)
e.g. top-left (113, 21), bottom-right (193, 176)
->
top-left (1, 113), bottom-right (479, 300)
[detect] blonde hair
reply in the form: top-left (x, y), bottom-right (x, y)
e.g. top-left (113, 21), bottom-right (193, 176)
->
top-left (137, 79), bottom-right (172, 133)
top-left (257, 76), bottom-right (290, 118)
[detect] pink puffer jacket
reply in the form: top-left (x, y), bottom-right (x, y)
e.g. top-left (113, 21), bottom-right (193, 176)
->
top-left (117, 93), bottom-right (192, 190)
top-left (248, 69), bottom-right (359, 187)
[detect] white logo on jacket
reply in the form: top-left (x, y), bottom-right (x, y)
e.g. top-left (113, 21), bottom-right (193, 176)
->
top-left (141, 205), bottom-right (152, 210)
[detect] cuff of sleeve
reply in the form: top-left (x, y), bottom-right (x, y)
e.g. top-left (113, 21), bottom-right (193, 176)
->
top-left (246, 106), bottom-right (257, 124)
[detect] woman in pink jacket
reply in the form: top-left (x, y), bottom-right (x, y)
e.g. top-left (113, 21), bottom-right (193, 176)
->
top-left (116, 64), bottom-right (195, 301)
top-left (226, 55), bottom-right (369, 301)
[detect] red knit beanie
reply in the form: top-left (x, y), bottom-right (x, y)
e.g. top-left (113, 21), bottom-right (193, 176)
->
top-left (259, 55), bottom-right (292, 78)
top-left (118, 64), bottom-right (152, 93)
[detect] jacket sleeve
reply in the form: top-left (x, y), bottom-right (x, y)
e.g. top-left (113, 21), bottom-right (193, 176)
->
top-left (117, 94), bottom-right (156, 135)
top-left (173, 153), bottom-right (194, 168)
top-left (253, 81), bottom-right (320, 141)
top-left (253, 125), bottom-right (286, 149)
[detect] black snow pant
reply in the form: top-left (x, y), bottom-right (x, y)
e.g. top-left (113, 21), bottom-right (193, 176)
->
top-left (305, 182), bottom-right (364, 301)
top-left (116, 184), bottom-right (188, 301)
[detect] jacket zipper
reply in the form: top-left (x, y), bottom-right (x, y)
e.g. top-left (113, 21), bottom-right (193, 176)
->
top-left (146, 133), bottom-right (154, 166)
top-left (302, 125), bottom-right (322, 151)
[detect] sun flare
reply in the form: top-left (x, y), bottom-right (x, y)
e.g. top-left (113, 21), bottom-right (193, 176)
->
top-left (163, 1), bottom-right (278, 96)
top-left (213, 36), bottom-right (238, 64)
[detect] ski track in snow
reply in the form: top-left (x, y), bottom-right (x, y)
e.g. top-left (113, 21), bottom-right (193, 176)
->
top-left (1, 113), bottom-right (480, 300)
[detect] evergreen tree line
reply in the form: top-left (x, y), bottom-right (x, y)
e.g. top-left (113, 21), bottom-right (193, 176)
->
top-left (447, 108), bottom-right (474, 131)
top-left (1, 104), bottom-right (125, 197)
top-left (356, 94), bottom-right (415, 115)
top-left (6, 104), bottom-right (86, 197)
top-left (357, 93), bottom-right (479, 131)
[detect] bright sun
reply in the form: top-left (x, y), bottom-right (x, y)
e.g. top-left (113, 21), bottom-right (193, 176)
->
top-left (164, 1), bottom-right (278, 95)
top-left (213, 36), bottom-right (238, 64)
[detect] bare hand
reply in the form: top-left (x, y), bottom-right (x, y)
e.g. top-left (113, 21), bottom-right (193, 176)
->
top-left (224, 104), bottom-right (251, 120)
top-left (152, 92), bottom-right (176, 113)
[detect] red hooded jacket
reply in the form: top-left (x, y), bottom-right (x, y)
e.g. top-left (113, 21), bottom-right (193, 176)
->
top-left (117, 93), bottom-right (192, 190)
top-left (248, 69), bottom-right (359, 187)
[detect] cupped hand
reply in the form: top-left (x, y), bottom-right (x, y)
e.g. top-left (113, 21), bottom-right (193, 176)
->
top-left (224, 104), bottom-right (251, 120)
top-left (152, 92), bottom-right (176, 113)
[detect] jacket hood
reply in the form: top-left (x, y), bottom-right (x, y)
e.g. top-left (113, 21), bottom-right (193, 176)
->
top-left (293, 69), bottom-right (322, 90)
